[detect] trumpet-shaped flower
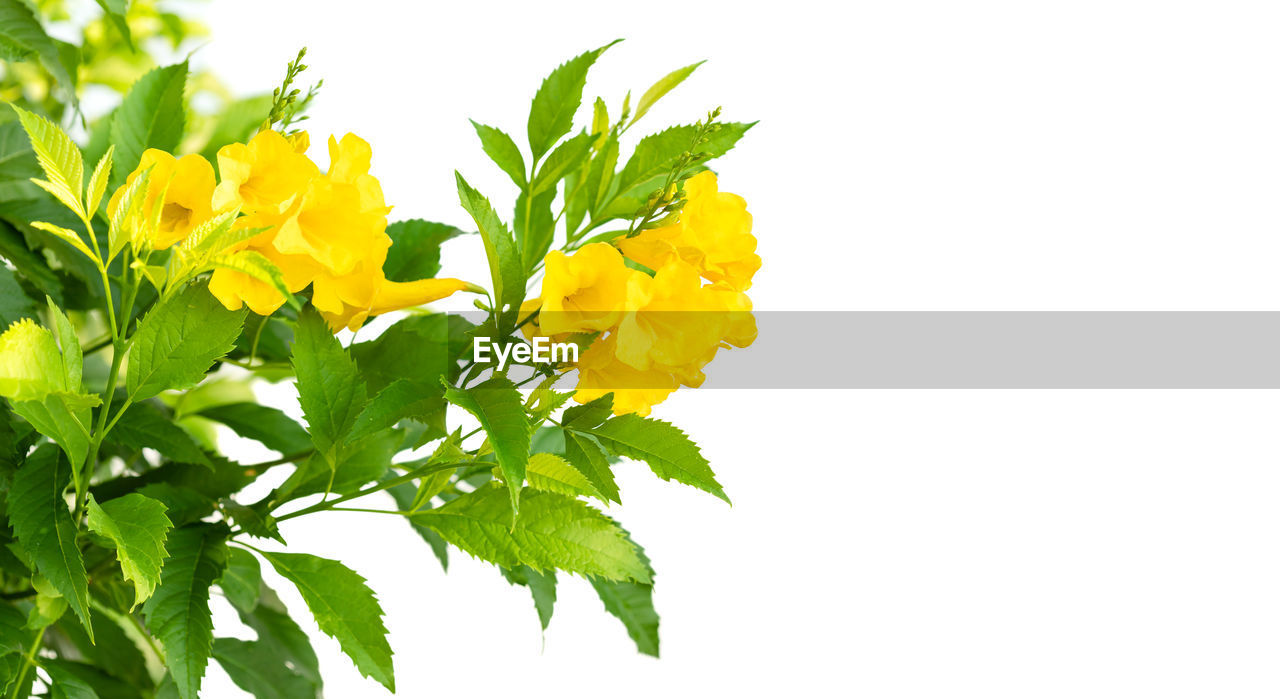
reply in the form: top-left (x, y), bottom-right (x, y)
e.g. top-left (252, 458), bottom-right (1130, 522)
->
top-left (618, 171), bottom-right (760, 291)
top-left (539, 243), bottom-right (649, 336)
top-left (108, 149), bottom-right (216, 250)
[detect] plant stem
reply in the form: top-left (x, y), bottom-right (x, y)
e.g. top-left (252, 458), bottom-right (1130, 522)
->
top-left (9, 626), bottom-right (45, 699)
top-left (272, 459), bottom-right (475, 525)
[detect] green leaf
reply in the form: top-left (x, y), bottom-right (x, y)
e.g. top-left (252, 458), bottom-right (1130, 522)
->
top-left (213, 637), bottom-right (318, 699)
top-left (209, 249), bottom-right (295, 309)
top-left (221, 499), bottom-right (283, 543)
top-left (591, 577), bottom-right (660, 657)
top-left (291, 307), bottom-right (367, 458)
top-left (85, 143), bottom-right (114, 217)
top-left (526, 41), bottom-right (620, 161)
top-left (415, 482), bottom-right (650, 582)
top-left (6, 446), bottom-right (92, 640)
top-left (610, 121), bottom-right (755, 204)
top-left (0, 120), bottom-right (41, 202)
top-left (0, 603), bottom-right (29, 656)
top-left (10, 104), bottom-right (84, 217)
top-left (258, 550), bottom-right (394, 692)
top-left (526, 452), bottom-right (601, 500)
top-left (561, 394), bottom-right (613, 429)
top-left (563, 430), bottom-right (620, 504)
top-left (0, 1), bottom-right (77, 104)
top-left (94, 0), bottom-right (134, 48)
top-left (630, 61), bottom-right (705, 126)
top-left (0, 267), bottom-right (34, 329)
top-left (216, 547), bottom-right (261, 613)
top-left (238, 585), bottom-right (322, 689)
top-left (110, 62), bottom-right (188, 184)
top-left (383, 219), bottom-right (465, 283)
top-left (513, 187), bottom-right (556, 272)
top-left (386, 481), bottom-right (449, 571)
top-left (85, 493), bottom-right (172, 609)
top-left (26, 575), bottom-right (68, 629)
top-left (347, 379), bottom-right (431, 443)
top-left (10, 392), bottom-right (93, 468)
top-left (277, 429), bottom-right (397, 501)
top-left (194, 402), bottom-right (311, 456)
top-left (531, 131), bottom-right (592, 197)
top-left (454, 172), bottom-right (524, 327)
top-left (29, 220), bottom-right (93, 260)
top-left (502, 565), bottom-right (557, 630)
top-left (126, 281), bottom-right (247, 401)
top-left (578, 414), bottom-right (728, 503)
top-left (470, 121), bottom-right (527, 188)
top-left (108, 402), bottom-right (210, 467)
top-left (142, 523), bottom-right (228, 699)
top-left (443, 376), bottom-right (529, 511)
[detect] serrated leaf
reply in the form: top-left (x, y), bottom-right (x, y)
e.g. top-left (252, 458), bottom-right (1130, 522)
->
top-left (531, 130), bottom-right (592, 197)
top-left (527, 41), bottom-right (620, 160)
top-left (195, 402), bottom-right (312, 457)
top-left (238, 585), bottom-right (322, 688)
top-left (578, 414), bottom-right (727, 502)
top-left (10, 392), bottom-right (94, 468)
top-left (111, 62), bottom-right (188, 184)
top-left (415, 482), bottom-right (650, 582)
top-left (514, 186), bottom-right (556, 272)
top-left (142, 523), bottom-right (228, 699)
top-left (6, 446), bottom-right (92, 640)
top-left (216, 547), bottom-right (261, 614)
top-left (591, 577), bottom-right (660, 656)
top-left (562, 394), bottom-right (613, 429)
top-left (383, 219), bottom-right (465, 283)
top-left (630, 60), bottom-right (705, 126)
top-left (526, 452), bottom-right (601, 500)
top-left (610, 121), bottom-right (755, 206)
top-left (213, 637), bottom-right (318, 699)
top-left (107, 161), bottom-right (151, 261)
top-left (11, 105), bottom-right (84, 218)
top-left (348, 379), bottom-right (430, 443)
top-left (563, 430), bottom-right (620, 504)
top-left (470, 121), bottom-right (527, 188)
top-left (107, 401), bottom-right (210, 466)
top-left (85, 144), bottom-right (114, 217)
top-left (454, 172), bottom-right (524, 326)
top-left (502, 564), bottom-right (557, 631)
top-left (386, 481), bottom-right (449, 571)
top-left (126, 281), bottom-right (247, 401)
top-left (85, 493), bottom-right (173, 609)
top-left (258, 551), bottom-right (394, 692)
top-left (29, 220), bottom-right (93, 260)
top-left (443, 376), bottom-right (529, 511)
top-left (291, 307), bottom-right (367, 458)
top-left (209, 249), bottom-right (294, 309)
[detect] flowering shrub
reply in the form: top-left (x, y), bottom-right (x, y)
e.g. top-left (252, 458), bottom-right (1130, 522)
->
top-left (0, 4), bottom-right (756, 696)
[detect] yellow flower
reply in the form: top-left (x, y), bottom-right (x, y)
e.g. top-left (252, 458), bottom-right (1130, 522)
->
top-left (539, 243), bottom-right (649, 336)
top-left (618, 171), bottom-right (760, 291)
top-left (612, 259), bottom-right (753, 386)
top-left (311, 251), bottom-right (473, 332)
top-left (107, 149), bottom-right (215, 250)
top-left (212, 129), bottom-right (318, 215)
top-left (573, 332), bottom-right (678, 417)
top-left (207, 130), bottom-right (475, 329)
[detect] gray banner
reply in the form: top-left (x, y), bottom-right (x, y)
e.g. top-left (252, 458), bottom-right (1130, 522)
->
top-left (464, 312), bottom-right (1280, 389)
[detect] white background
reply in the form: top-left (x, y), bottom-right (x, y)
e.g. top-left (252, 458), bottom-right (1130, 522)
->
top-left (167, 1), bottom-right (1280, 696)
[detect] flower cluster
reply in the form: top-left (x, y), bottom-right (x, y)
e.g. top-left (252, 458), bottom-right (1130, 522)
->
top-left (110, 130), bottom-right (472, 331)
top-left (531, 171), bottom-right (759, 415)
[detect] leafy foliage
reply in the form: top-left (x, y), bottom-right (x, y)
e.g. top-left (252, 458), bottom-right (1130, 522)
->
top-left (0, 13), bottom-right (753, 693)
